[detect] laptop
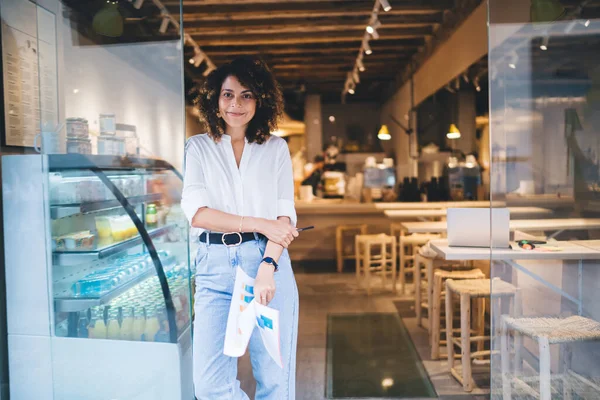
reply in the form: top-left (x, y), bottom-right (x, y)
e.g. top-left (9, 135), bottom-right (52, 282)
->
top-left (447, 208), bottom-right (510, 248)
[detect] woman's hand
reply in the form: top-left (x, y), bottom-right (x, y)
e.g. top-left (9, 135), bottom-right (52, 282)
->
top-left (258, 219), bottom-right (298, 248)
top-left (254, 263), bottom-right (276, 305)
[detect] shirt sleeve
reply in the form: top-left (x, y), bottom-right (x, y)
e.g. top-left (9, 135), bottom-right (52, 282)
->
top-left (181, 138), bottom-right (209, 224)
top-left (276, 139), bottom-right (297, 227)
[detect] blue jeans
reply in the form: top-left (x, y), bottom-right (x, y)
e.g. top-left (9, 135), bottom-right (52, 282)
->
top-left (192, 234), bottom-right (299, 400)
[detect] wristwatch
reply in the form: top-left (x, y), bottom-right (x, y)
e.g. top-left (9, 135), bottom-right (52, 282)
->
top-left (261, 257), bottom-right (279, 272)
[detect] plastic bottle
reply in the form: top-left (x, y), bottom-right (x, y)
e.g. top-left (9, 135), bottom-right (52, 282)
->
top-left (88, 307), bottom-right (107, 339)
top-left (132, 307), bottom-right (146, 341)
top-left (106, 310), bottom-right (121, 340)
top-left (143, 308), bottom-right (160, 342)
top-left (120, 308), bottom-right (134, 341)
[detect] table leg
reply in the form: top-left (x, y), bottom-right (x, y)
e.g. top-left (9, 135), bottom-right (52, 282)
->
top-left (415, 254), bottom-right (423, 327)
top-left (461, 293), bottom-right (473, 392)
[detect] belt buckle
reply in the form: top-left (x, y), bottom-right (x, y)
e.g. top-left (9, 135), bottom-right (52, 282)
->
top-left (222, 232), bottom-right (243, 247)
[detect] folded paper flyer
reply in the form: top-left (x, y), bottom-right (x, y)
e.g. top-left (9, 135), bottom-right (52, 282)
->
top-left (223, 267), bottom-right (283, 368)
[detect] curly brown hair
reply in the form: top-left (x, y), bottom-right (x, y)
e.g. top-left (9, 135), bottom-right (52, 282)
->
top-left (194, 56), bottom-right (284, 144)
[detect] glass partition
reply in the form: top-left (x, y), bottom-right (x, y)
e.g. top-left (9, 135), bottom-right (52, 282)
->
top-left (489, 2), bottom-right (600, 399)
top-left (1, 0), bottom-right (191, 398)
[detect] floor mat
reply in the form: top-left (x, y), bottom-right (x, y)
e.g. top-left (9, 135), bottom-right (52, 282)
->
top-left (326, 313), bottom-right (437, 398)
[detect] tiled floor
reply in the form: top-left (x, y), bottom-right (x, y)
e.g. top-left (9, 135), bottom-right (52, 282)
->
top-left (238, 269), bottom-right (490, 400)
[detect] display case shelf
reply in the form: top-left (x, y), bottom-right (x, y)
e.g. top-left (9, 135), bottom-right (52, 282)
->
top-left (54, 267), bottom-right (155, 312)
top-left (53, 224), bottom-right (176, 265)
top-left (50, 193), bottom-right (163, 219)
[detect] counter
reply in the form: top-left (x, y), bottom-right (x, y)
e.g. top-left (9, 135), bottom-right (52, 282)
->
top-left (290, 198), bottom-right (574, 261)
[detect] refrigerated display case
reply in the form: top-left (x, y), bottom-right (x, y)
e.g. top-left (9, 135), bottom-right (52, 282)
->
top-left (2, 154), bottom-right (193, 400)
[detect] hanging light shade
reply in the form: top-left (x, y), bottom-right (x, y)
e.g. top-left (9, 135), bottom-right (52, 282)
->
top-left (93, 3), bottom-right (124, 37)
top-left (447, 124), bottom-right (461, 139)
top-left (530, 0), bottom-right (566, 23)
top-left (378, 125), bottom-right (391, 140)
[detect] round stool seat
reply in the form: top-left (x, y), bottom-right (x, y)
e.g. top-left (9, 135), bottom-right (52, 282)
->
top-left (434, 268), bottom-right (485, 280)
top-left (503, 315), bottom-right (600, 344)
top-left (446, 278), bottom-right (516, 298)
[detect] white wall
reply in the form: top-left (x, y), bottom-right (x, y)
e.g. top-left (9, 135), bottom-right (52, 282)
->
top-left (58, 3), bottom-right (185, 170)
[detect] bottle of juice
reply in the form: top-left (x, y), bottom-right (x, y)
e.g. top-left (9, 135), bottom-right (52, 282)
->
top-left (106, 310), bottom-right (121, 340)
top-left (120, 308), bottom-right (134, 341)
top-left (143, 308), bottom-right (160, 342)
top-left (146, 204), bottom-right (158, 228)
top-left (88, 307), bottom-right (107, 339)
top-left (132, 307), bottom-right (146, 341)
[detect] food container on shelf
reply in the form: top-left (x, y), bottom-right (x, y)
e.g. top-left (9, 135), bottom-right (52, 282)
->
top-left (95, 216), bottom-right (112, 238)
top-left (66, 118), bottom-right (89, 139)
top-left (66, 138), bottom-right (92, 154)
top-left (99, 113), bottom-right (116, 135)
top-left (98, 135), bottom-right (126, 156)
top-left (62, 230), bottom-right (95, 250)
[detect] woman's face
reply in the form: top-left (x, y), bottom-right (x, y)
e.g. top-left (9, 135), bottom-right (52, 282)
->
top-left (218, 75), bottom-right (257, 130)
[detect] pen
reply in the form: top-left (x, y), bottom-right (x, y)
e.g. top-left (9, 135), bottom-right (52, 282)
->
top-left (296, 226), bottom-right (314, 232)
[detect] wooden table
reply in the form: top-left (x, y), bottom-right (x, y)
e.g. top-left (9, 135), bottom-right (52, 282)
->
top-left (385, 207), bottom-right (553, 221)
top-left (400, 218), bottom-right (600, 236)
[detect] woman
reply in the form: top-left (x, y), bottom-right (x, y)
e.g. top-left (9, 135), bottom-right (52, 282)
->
top-left (181, 56), bottom-right (299, 400)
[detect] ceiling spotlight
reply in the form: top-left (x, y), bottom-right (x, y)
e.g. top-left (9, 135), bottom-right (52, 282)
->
top-left (366, 19), bottom-right (381, 35)
top-left (357, 57), bottom-right (365, 72)
top-left (474, 77), bottom-right (481, 92)
top-left (540, 36), bottom-right (549, 50)
top-left (352, 68), bottom-right (360, 84)
top-left (379, 0), bottom-right (392, 12)
top-left (159, 15), bottom-right (170, 34)
top-left (348, 87), bottom-right (355, 95)
top-left (203, 60), bottom-right (216, 76)
top-left (363, 40), bottom-right (372, 55)
top-left (193, 51), bottom-right (205, 68)
top-left (585, 19), bottom-right (590, 27)
top-left (329, 116), bottom-right (336, 123)
top-left (369, 28), bottom-right (380, 40)
top-left (188, 57), bottom-right (195, 64)
top-left (133, 0), bottom-right (144, 9)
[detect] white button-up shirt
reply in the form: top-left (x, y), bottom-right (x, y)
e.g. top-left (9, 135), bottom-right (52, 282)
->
top-left (181, 133), bottom-right (297, 237)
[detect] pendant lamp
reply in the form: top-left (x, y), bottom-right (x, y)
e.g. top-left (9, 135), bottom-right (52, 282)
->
top-left (530, 0), bottom-right (566, 23)
top-left (378, 124), bottom-right (391, 141)
top-left (93, 3), bottom-right (124, 37)
top-left (447, 124), bottom-right (461, 139)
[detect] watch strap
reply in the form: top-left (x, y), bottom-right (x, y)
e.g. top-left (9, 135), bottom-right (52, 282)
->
top-left (261, 257), bottom-right (279, 272)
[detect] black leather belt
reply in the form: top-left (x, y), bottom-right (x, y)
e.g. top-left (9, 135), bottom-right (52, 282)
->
top-left (199, 231), bottom-right (264, 247)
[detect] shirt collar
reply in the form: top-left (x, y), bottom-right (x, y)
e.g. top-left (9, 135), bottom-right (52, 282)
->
top-left (221, 135), bottom-right (249, 144)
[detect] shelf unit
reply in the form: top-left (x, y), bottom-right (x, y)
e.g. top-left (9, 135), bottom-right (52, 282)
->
top-left (50, 193), bottom-right (163, 219)
top-left (53, 224), bottom-right (176, 265)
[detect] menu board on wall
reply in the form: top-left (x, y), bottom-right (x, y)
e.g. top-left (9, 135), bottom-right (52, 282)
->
top-left (1, 0), bottom-right (57, 148)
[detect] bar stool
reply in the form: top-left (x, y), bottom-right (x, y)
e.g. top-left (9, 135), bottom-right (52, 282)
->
top-left (335, 224), bottom-right (367, 273)
top-left (414, 250), bottom-right (472, 329)
top-left (430, 268), bottom-right (486, 360)
top-left (445, 278), bottom-right (517, 392)
top-left (501, 315), bottom-right (600, 400)
top-left (355, 233), bottom-right (397, 295)
top-left (398, 233), bottom-right (441, 294)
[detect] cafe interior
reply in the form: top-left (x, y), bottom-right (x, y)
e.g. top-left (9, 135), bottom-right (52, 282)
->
top-left (2, 0), bottom-right (600, 399)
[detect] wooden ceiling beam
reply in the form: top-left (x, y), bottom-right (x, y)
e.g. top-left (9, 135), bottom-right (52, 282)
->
top-left (181, 14), bottom-right (444, 35)
top-left (177, 0), bottom-right (453, 22)
top-left (191, 28), bottom-right (432, 46)
top-left (199, 42), bottom-right (423, 56)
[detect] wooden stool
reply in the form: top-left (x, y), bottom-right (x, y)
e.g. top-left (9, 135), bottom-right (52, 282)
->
top-left (430, 268), bottom-right (486, 360)
top-left (335, 224), bottom-right (367, 273)
top-left (501, 315), bottom-right (600, 400)
top-left (445, 278), bottom-right (517, 392)
top-left (398, 233), bottom-right (441, 294)
top-left (414, 252), bottom-right (473, 329)
top-left (355, 234), bottom-right (397, 295)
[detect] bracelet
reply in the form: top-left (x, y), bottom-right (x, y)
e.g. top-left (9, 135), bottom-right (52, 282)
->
top-left (239, 216), bottom-right (244, 233)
